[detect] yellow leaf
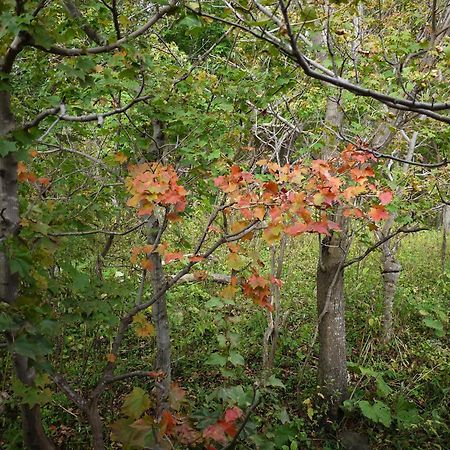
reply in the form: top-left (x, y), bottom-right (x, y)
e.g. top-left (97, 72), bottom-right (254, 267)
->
top-left (226, 252), bottom-right (246, 271)
top-left (135, 322), bottom-right (155, 338)
top-left (114, 152), bottom-right (128, 164)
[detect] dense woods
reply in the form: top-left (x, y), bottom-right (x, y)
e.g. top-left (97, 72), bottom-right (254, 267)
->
top-left (0, 0), bottom-right (449, 448)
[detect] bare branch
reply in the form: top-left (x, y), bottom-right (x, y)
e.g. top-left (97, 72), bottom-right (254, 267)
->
top-left (22, 93), bottom-right (151, 131)
top-left (29, 1), bottom-right (178, 56)
top-left (344, 227), bottom-right (428, 268)
top-left (48, 221), bottom-right (147, 237)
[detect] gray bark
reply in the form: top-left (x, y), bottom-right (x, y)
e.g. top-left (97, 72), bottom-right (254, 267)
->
top-left (317, 224), bottom-right (349, 408)
top-left (147, 216), bottom-right (171, 415)
top-left (316, 93), bottom-right (349, 410)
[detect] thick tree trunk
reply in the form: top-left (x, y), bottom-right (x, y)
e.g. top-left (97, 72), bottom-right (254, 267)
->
top-left (317, 232), bottom-right (348, 409)
top-left (1, 89), bottom-right (54, 448)
top-left (315, 92), bottom-right (349, 411)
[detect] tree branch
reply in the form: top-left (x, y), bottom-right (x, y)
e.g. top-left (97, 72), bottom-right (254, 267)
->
top-left (29, 1), bottom-right (178, 56)
top-left (344, 227), bottom-right (428, 268)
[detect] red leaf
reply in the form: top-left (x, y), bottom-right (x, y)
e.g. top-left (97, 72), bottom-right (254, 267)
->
top-left (203, 422), bottom-right (227, 444)
top-left (160, 410), bottom-right (176, 435)
top-left (224, 407), bottom-right (243, 423)
top-left (378, 190), bottom-right (393, 205)
top-left (285, 222), bottom-right (308, 236)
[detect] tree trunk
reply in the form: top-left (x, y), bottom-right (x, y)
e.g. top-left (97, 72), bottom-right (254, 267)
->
top-left (380, 243), bottom-right (401, 343)
top-left (317, 231), bottom-right (348, 410)
top-left (147, 216), bottom-right (171, 415)
top-left (1, 89), bottom-right (54, 449)
top-left (315, 92), bottom-right (349, 411)
top-left (86, 401), bottom-right (106, 450)
top-left (442, 204), bottom-right (449, 273)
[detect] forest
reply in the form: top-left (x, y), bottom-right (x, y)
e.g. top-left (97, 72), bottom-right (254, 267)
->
top-left (0, 0), bottom-right (449, 449)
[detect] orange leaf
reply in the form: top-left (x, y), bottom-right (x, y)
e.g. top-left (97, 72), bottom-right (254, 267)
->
top-left (368, 205), bottom-right (389, 221)
top-left (141, 259), bottom-right (154, 271)
top-left (165, 252), bottom-right (184, 264)
top-left (106, 353), bottom-right (117, 363)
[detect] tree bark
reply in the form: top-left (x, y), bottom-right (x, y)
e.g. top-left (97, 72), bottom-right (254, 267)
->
top-left (1, 87), bottom-right (54, 449)
top-left (317, 230), bottom-right (349, 409)
top-left (147, 217), bottom-right (171, 415)
top-left (316, 92), bottom-right (349, 411)
top-left (380, 243), bottom-right (401, 343)
top-left (86, 401), bottom-right (106, 450)
top-left (442, 204), bottom-right (449, 273)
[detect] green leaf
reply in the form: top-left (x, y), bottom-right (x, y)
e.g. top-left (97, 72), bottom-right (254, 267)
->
top-left (121, 387), bottom-right (151, 420)
top-left (228, 351), bottom-right (245, 366)
top-left (0, 139), bottom-right (16, 156)
top-left (205, 297), bottom-right (223, 308)
top-left (206, 352), bottom-right (227, 367)
top-left (423, 317), bottom-right (444, 336)
top-left (376, 376), bottom-right (392, 398)
top-left (395, 397), bottom-right (420, 427)
top-left (358, 400), bottom-right (392, 427)
top-left (11, 335), bottom-right (52, 360)
top-left (266, 375), bottom-right (285, 388)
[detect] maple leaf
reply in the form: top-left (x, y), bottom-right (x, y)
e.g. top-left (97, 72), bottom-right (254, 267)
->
top-left (37, 177), bottom-right (51, 186)
top-left (169, 383), bottom-right (186, 410)
top-left (121, 387), bottom-right (151, 420)
top-left (114, 152), bottom-right (128, 164)
top-left (285, 222), bottom-right (308, 236)
top-left (164, 252), bottom-right (184, 264)
top-left (160, 410), bottom-right (176, 436)
top-left (203, 422), bottom-right (228, 444)
top-left (368, 205), bottom-right (389, 221)
top-left (226, 252), bottom-right (246, 270)
top-left (189, 255), bottom-right (205, 262)
top-left (219, 284), bottom-right (238, 300)
top-left (342, 185), bottom-right (366, 201)
top-left (343, 207), bottom-right (364, 218)
top-left (262, 222), bottom-right (283, 244)
top-left (140, 259), bottom-right (154, 271)
top-left (252, 206), bottom-right (266, 221)
top-left (378, 190), bottom-right (393, 205)
top-left (224, 406), bottom-right (243, 423)
top-left (193, 270), bottom-right (208, 280)
top-left (135, 322), bottom-right (155, 338)
top-left (264, 181), bottom-right (278, 195)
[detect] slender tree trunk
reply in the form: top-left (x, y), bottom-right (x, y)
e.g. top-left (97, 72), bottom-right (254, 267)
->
top-left (14, 356), bottom-right (54, 450)
top-left (380, 250), bottom-right (401, 343)
top-left (142, 120), bottom-right (171, 415)
top-left (150, 247), bottom-right (171, 413)
top-left (442, 204), bottom-right (449, 273)
top-left (1, 89), bottom-right (54, 449)
top-left (86, 401), bottom-right (106, 450)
